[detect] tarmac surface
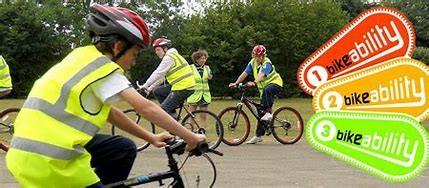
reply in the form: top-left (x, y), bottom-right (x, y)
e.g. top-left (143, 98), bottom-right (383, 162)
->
top-left (1, 138), bottom-right (429, 187)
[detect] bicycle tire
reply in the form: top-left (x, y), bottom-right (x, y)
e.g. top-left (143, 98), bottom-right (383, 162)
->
top-left (271, 106), bottom-right (304, 144)
top-left (0, 108), bottom-right (20, 152)
top-left (177, 153), bottom-right (217, 188)
top-left (218, 107), bottom-right (250, 146)
top-left (111, 109), bottom-right (155, 151)
top-left (182, 110), bottom-right (223, 149)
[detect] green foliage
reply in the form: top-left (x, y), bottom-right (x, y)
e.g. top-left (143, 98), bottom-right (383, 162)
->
top-left (169, 0), bottom-right (349, 97)
top-left (412, 47), bottom-right (429, 65)
top-left (382, 0), bottom-right (429, 47)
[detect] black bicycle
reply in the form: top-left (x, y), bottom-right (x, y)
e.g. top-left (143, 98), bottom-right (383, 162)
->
top-left (218, 83), bottom-right (304, 145)
top-left (105, 137), bottom-right (223, 188)
top-left (111, 88), bottom-right (224, 151)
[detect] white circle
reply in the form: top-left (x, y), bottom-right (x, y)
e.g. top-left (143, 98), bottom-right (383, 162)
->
top-left (307, 65), bottom-right (328, 88)
top-left (315, 120), bottom-right (336, 142)
top-left (321, 91), bottom-right (343, 110)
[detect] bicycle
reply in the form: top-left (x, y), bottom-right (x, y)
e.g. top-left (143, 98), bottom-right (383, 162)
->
top-left (0, 107), bottom-right (20, 152)
top-left (218, 83), bottom-right (304, 145)
top-left (105, 137), bottom-right (223, 188)
top-left (111, 88), bottom-right (224, 151)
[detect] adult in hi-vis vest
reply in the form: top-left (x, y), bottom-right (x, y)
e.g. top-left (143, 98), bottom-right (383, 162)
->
top-left (140, 38), bottom-right (196, 118)
top-left (187, 50), bottom-right (213, 128)
top-left (229, 45), bottom-right (283, 144)
top-left (6, 5), bottom-right (205, 187)
top-left (0, 55), bottom-right (12, 98)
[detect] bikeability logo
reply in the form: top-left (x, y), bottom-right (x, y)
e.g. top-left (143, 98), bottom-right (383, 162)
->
top-left (312, 57), bottom-right (429, 122)
top-left (297, 6), bottom-right (415, 95)
top-left (306, 111), bottom-right (429, 182)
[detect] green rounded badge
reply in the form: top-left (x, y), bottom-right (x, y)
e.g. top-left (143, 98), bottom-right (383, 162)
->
top-left (306, 110), bottom-right (429, 182)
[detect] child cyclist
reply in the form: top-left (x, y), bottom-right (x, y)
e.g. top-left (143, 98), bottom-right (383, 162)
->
top-left (6, 5), bottom-right (205, 187)
top-left (229, 45), bottom-right (283, 144)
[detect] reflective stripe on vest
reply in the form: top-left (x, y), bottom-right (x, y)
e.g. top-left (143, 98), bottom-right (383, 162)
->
top-left (0, 56), bottom-right (12, 88)
top-left (11, 136), bottom-right (84, 160)
top-left (187, 64), bottom-right (211, 103)
top-left (166, 52), bottom-right (195, 90)
top-left (251, 58), bottom-right (283, 96)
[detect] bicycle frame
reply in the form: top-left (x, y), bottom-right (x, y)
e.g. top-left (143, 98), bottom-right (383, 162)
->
top-left (106, 139), bottom-right (223, 188)
top-left (234, 89), bottom-right (263, 122)
top-left (106, 141), bottom-right (185, 187)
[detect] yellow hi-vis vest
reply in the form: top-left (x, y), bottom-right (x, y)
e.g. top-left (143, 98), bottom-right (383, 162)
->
top-left (165, 51), bottom-right (195, 91)
top-left (251, 57), bottom-right (283, 97)
top-left (6, 45), bottom-right (123, 187)
top-left (0, 55), bottom-right (12, 89)
top-left (187, 64), bottom-right (211, 104)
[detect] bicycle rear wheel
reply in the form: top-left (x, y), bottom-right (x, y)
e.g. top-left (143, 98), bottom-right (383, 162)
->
top-left (111, 109), bottom-right (155, 151)
top-left (0, 108), bottom-right (20, 152)
top-left (182, 110), bottom-right (223, 149)
top-left (218, 107), bottom-right (250, 146)
top-left (271, 107), bottom-right (304, 144)
top-left (177, 153), bottom-right (217, 188)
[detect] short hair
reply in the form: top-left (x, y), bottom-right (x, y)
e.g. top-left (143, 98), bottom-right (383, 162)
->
top-left (191, 49), bottom-right (209, 63)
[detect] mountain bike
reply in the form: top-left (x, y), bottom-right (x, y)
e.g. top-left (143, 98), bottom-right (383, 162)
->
top-left (111, 89), bottom-right (224, 151)
top-left (0, 107), bottom-right (20, 152)
top-left (218, 83), bottom-right (304, 145)
top-left (105, 137), bottom-right (223, 188)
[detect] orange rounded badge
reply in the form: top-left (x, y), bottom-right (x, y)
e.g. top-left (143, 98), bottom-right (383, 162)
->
top-left (297, 6), bottom-right (415, 95)
top-left (313, 57), bottom-right (428, 122)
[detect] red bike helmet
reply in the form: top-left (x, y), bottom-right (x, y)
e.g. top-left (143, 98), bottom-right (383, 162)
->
top-left (252, 45), bottom-right (266, 56)
top-left (152, 38), bottom-right (172, 48)
top-left (85, 5), bottom-right (150, 47)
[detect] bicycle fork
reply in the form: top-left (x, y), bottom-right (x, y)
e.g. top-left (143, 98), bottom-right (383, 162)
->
top-left (228, 103), bottom-right (243, 130)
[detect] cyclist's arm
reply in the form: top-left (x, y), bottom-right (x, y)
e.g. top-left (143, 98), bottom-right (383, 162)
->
top-left (108, 106), bottom-right (162, 144)
top-left (118, 88), bottom-right (204, 150)
top-left (143, 56), bottom-right (174, 90)
top-left (233, 71), bottom-right (249, 84)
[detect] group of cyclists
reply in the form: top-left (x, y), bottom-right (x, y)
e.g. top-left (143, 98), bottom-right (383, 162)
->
top-left (3, 4), bottom-right (283, 187)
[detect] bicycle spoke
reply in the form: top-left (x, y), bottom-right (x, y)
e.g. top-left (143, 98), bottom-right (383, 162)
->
top-left (178, 154), bottom-right (217, 188)
top-left (272, 107), bottom-right (304, 144)
top-left (182, 110), bottom-right (223, 149)
top-left (218, 107), bottom-right (250, 146)
top-left (0, 108), bottom-right (20, 152)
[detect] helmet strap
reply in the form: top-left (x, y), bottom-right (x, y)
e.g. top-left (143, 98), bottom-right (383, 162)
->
top-left (112, 41), bottom-right (133, 62)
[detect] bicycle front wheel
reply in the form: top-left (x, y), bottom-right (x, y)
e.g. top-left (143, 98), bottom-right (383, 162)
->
top-left (178, 153), bottom-right (217, 188)
top-left (271, 107), bottom-right (304, 144)
top-left (111, 109), bottom-right (155, 151)
top-left (218, 107), bottom-right (250, 146)
top-left (182, 110), bottom-right (223, 149)
top-left (0, 108), bottom-right (20, 152)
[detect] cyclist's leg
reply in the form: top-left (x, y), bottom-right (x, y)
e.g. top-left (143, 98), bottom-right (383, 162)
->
top-left (85, 134), bottom-right (137, 185)
top-left (152, 84), bottom-right (171, 104)
top-left (260, 83), bottom-right (282, 111)
top-left (0, 88), bottom-right (12, 98)
top-left (160, 89), bottom-right (194, 117)
top-left (256, 84), bottom-right (282, 137)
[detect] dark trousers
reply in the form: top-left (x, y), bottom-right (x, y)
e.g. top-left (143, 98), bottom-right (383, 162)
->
top-left (153, 84), bottom-right (194, 118)
top-left (256, 84), bottom-right (282, 137)
top-left (85, 134), bottom-right (137, 186)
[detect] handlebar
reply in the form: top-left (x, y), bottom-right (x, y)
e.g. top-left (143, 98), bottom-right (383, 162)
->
top-left (165, 137), bottom-right (223, 157)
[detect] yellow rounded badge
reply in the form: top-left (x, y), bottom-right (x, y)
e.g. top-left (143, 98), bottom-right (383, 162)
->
top-left (313, 57), bottom-right (428, 121)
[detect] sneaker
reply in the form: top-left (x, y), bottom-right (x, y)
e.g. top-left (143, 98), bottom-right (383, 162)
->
top-left (246, 136), bottom-right (263, 144)
top-left (261, 112), bottom-right (273, 121)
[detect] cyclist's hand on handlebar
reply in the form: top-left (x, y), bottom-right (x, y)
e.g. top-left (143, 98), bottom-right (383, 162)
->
top-left (228, 83), bottom-right (237, 88)
top-left (185, 133), bottom-right (206, 151)
top-left (246, 81), bottom-right (256, 87)
top-left (151, 132), bottom-right (175, 148)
